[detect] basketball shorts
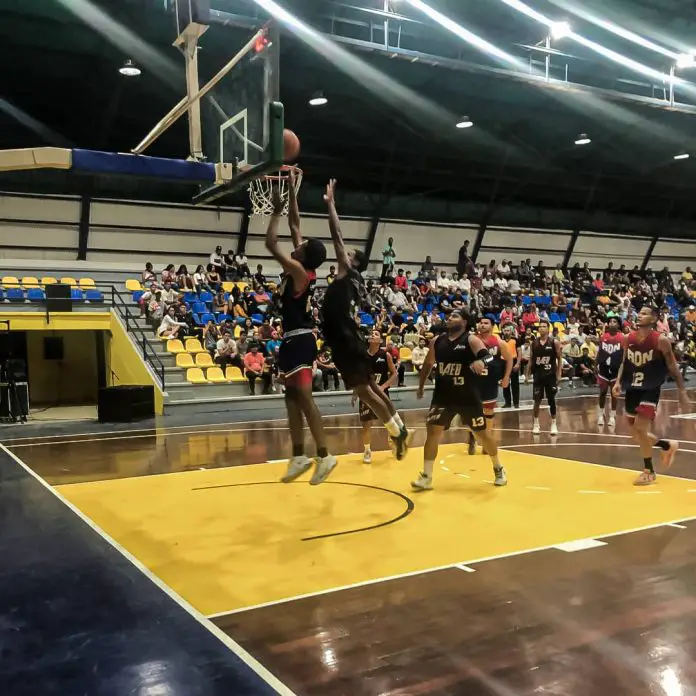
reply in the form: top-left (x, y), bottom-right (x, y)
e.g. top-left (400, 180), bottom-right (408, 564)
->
top-left (597, 364), bottom-right (619, 386)
top-left (532, 378), bottom-right (557, 402)
top-left (479, 375), bottom-right (500, 411)
top-left (359, 389), bottom-right (389, 423)
top-left (426, 401), bottom-right (486, 432)
top-left (624, 388), bottom-right (661, 421)
top-left (326, 333), bottom-right (372, 389)
top-left (278, 332), bottom-right (316, 387)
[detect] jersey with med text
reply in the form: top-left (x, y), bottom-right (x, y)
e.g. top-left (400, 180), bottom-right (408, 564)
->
top-left (276, 271), bottom-right (316, 332)
top-left (531, 338), bottom-right (558, 382)
top-left (622, 330), bottom-right (667, 391)
top-left (432, 332), bottom-right (481, 405)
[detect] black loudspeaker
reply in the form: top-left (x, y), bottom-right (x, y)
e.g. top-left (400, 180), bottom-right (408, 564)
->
top-left (98, 385), bottom-right (155, 423)
top-left (44, 337), bottom-right (64, 360)
top-left (46, 284), bottom-right (72, 313)
top-left (176, 0), bottom-right (210, 31)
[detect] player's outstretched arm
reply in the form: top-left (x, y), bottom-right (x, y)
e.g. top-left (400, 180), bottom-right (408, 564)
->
top-left (324, 179), bottom-right (351, 274)
top-left (659, 335), bottom-right (690, 409)
top-left (417, 338), bottom-right (437, 398)
top-left (287, 168), bottom-right (302, 249)
top-left (265, 187), bottom-right (308, 290)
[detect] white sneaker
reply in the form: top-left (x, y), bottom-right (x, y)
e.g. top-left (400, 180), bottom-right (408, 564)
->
top-left (310, 455), bottom-right (338, 485)
top-left (411, 472), bottom-right (433, 491)
top-left (494, 467), bottom-right (507, 487)
top-left (362, 450), bottom-right (372, 464)
top-left (532, 421), bottom-right (540, 435)
top-left (608, 414), bottom-right (616, 427)
top-left (550, 421), bottom-right (559, 436)
top-left (281, 456), bottom-right (313, 483)
top-left (597, 413), bottom-right (605, 426)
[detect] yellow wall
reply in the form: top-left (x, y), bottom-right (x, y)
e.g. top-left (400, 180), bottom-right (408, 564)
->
top-left (0, 312), bottom-right (111, 331)
top-left (106, 314), bottom-right (164, 414)
top-left (25, 330), bottom-right (99, 405)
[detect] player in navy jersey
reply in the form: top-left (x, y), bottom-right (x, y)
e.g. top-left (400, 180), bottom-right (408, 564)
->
top-left (526, 320), bottom-right (562, 436)
top-left (265, 180), bottom-right (337, 486)
top-left (354, 330), bottom-right (398, 464)
top-left (411, 309), bottom-right (507, 491)
top-left (613, 306), bottom-right (688, 485)
top-left (596, 316), bottom-right (625, 427)
top-left (323, 179), bottom-right (413, 460)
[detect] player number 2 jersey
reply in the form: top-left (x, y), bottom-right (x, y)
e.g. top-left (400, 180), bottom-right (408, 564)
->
top-left (433, 332), bottom-right (480, 405)
top-left (621, 330), bottom-right (667, 391)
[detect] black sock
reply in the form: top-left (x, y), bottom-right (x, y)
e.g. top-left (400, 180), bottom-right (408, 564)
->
top-left (655, 439), bottom-right (670, 451)
top-left (292, 444), bottom-right (304, 458)
top-left (317, 447), bottom-right (329, 459)
top-left (643, 457), bottom-right (655, 473)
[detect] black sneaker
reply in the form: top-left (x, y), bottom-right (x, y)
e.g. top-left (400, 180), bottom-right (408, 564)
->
top-left (391, 426), bottom-right (414, 461)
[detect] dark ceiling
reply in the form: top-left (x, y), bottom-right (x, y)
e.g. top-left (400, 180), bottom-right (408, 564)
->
top-left (3, 0), bottom-right (696, 231)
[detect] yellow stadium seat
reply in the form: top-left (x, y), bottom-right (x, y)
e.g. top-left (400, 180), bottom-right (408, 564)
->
top-left (222, 281), bottom-right (235, 293)
top-left (125, 279), bottom-right (143, 291)
top-left (207, 367), bottom-right (227, 383)
top-left (41, 276), bottom-right (57, 286)
top-left (317, 339), bottom-right (324, 350)
top-left (492, 325), bottom-right (501, 335)
top-left (166, 339), bottom-right (185, 354)
top-left (60, 277), bottom-right (78, 287)
top-left (79, 277), bottom-right (95, 288)
top-left (554, 322), bottom-right (565, 333)
top-left (195, 352), bottom-right (214, 368)
top-left (176, 353), bottom-right (194, 368)
top-left (225, 366), bottom-right (244, 381)
top-left (400, 347), bottom-right (413, 362)
top-left (21, 276), bottom-right (40, 289)
top-left (234, 281), bottom-right (248, 291)
top-left (186, 367), bottom-right (208, 384)
top-left (2, 276), bottom-right (19, 288)
top-left (185, 338), bottom-right (205, 353)
top-left (234, 325), bottom-right (242, 338)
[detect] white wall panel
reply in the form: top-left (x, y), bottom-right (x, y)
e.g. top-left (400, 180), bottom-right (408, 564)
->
top-left (651, 239), bottom-right (696, 269)
top-left (572, 233), bottom-right (650, 269)
top-left (0, 194), bottom-right (80, 223)
top-left (482, 228), bottom-right (571, 252)
top-left (88, 228), bottom-right (237, 256)
top-left (247, 213), bottom-right (369, 242)
top-left (0, 248), bottom-right (76, 261)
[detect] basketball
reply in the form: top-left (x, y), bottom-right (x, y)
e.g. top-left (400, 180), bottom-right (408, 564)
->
top-left (283, 129), bottom-right (300, 162)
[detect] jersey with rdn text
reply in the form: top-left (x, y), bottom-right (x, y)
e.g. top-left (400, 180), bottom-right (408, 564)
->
top-left (597, 331), bottom-right (624, 373)
top-left (433, 332), bottom-right (480, 405)
top-left (621, 330), bottom-right (667, 391)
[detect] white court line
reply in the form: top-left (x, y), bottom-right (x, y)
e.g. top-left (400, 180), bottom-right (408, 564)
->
top-left (0, 444), bottom-right (298, 696)
top-left (209, 511), bottom-right (696, 619)
top-left (578, 490), bottom-right (606, 494)
top-left (455, 564), bottom-right (476, 573)
top-left (667, 523), bottom-right (687, 529)
top-left (526, 485), bottom-right (551, 491)
top-left (554, 539), bottom-right (607, 552)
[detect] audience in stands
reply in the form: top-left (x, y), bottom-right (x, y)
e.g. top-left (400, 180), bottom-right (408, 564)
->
top-left (244, 344), bottom-right (271, 395)
top-left (157, 306), bottom-right (187, 339)
top-left (235, 249), bottom-right (251, 279)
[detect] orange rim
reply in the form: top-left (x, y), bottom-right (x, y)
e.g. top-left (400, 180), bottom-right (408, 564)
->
top-left (263, 165), bottom-right (302, 181)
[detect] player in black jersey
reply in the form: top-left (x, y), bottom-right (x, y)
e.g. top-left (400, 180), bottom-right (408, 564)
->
top-left (265, 182), bottom-right (337, 486)
top-left (323, 179), bottom-right (413, 459)
top-left (526, 320), bottom-right (562, 436)
top-left (411, 309), bottom-right (507, 491)
top-left (353, 331), bottom-right (398, 463)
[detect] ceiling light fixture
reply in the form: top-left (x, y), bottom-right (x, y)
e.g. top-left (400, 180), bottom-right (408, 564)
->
top-left (574, 133), bottom-right (591, 145)
top-left (674, 153), bottom-right (690, 160)
top-left (119, 59), bottom-right (141, 77)
top-left (550, 21), bottom-right (571, 40)
top-left (308, 91), bottom-right (328, 106)
top-left (676, 53), bottom-right (696, 69)
top-left (456, 116), bottom-right (473, 128)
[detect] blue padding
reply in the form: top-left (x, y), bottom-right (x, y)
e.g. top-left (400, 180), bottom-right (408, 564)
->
top-left (27, 288), bottom-right (45, 302)
top-left (71, 149), bottom-right (216, 183)
top-left (85, 289), bottom-right (104, 302)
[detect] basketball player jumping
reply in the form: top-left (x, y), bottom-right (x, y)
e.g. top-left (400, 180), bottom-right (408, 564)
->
top-left (265, 181), bottom-right (337, 485)
top-left (322, 179), bottom-right (413, 459)
top-left (467, 317), bottom-right (513, 455)
top-left (526, 320), bottom-right (562, 435)
top-left (596, 316), bottom-right (625, 426)
top-left (412, 309), bottom-right (507, 491)
top-left (613, 306), bottom-right (687, 485)
top-left (354, 330), bottom-right (399, 463)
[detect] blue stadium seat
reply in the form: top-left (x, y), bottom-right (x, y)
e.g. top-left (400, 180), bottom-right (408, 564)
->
top-left (199, 291), bottom-right (213, 303)
top-left (71, 289), bottom-right (84, 302)
top-left (184, 292), bottom-right (198, 303)
top-left (216, 313), bottom-right (231, 323)
top-left (85, 289), bottom-right (104, 302)
top-left (27, 288), bottom-right (45, 302)
top-left (193, 302), bottom-right (207, 315)
top-left (7, 288), bottom-right (24, 302)
top-left (417, 304), bottom-right (424, 313)
top-left (558, 314), bottom-right (567, 323)
top-left (200, 312), bottom-right (215, 324)
top-left (192, 313), bottom-right (203, 326)
top-left (132, 290), bottom-right (144, 303)
top-left (522, 296), bottom-right (532, 305)
top-left (549, 312), bottom-right (560, 323)
top-left (251, 313), bottom-right (264, 325)
top-left (485, 313), bottom-right (497, 322)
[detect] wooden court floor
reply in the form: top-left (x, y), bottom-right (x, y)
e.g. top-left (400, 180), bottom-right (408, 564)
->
top-left (7, 391), bottom-right (696, 695)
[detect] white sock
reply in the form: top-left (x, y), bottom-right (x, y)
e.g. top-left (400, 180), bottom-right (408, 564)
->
top-left (393, 412), bottom-right (404, 428)
top-left (364, 444), bottom-right (371, 454)
top-left (610, 409), bottom-right (617, 418)
top-left (533, 418), bottom-right (539, 426)
top-left (385, 417), bottom-right (401, 437)
top-left (551, 418), bottom-right (557, 426)
top-left (491, 453), bottom-right (501, 469)
top-left (423, 459), bottom-right (434, 477)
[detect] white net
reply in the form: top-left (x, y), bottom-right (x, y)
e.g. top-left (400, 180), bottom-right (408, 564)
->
top-left (248, 166), bottom-right (303, 216)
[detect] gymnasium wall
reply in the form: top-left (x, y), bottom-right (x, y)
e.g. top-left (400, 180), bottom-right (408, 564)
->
top-left (1, 191), bottom-right (695, 278)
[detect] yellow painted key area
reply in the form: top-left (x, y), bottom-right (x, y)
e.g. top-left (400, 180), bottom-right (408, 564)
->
top-left (57, 444), bottom-right (696, 615)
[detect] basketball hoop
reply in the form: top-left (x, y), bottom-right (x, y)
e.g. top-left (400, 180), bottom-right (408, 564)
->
top-left (248, 165), bottom-right (303, 216)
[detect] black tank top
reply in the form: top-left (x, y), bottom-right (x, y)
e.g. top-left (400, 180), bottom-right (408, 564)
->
top-left (322, 267), bottom-right (364, 340)
top-left (277, 271), bottom-right (316, 332)
top-left (369, 348), bottom-right (390, 387)
top-left (531, 338), bottom-right (558, 381)
top-left (433, 332), bottom-right (480, 405)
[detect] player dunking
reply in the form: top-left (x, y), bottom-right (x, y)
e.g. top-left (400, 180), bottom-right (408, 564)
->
top-left (355, 330), bottom-right (399, 463)
top-left (527, 320), bottom-right (562, 435)
top-left (467, 317), bottom-right (513, 455)
top-left (412, 309), bottom-right (507, 491)
top-left (596, 316), bottom-right (625, 426)
top-left (265, 180), bottom-right (337, 485)
top-left (613, 306), bottom-right (687, 485)
top-left (322, 179), bottom-right (413, 458)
